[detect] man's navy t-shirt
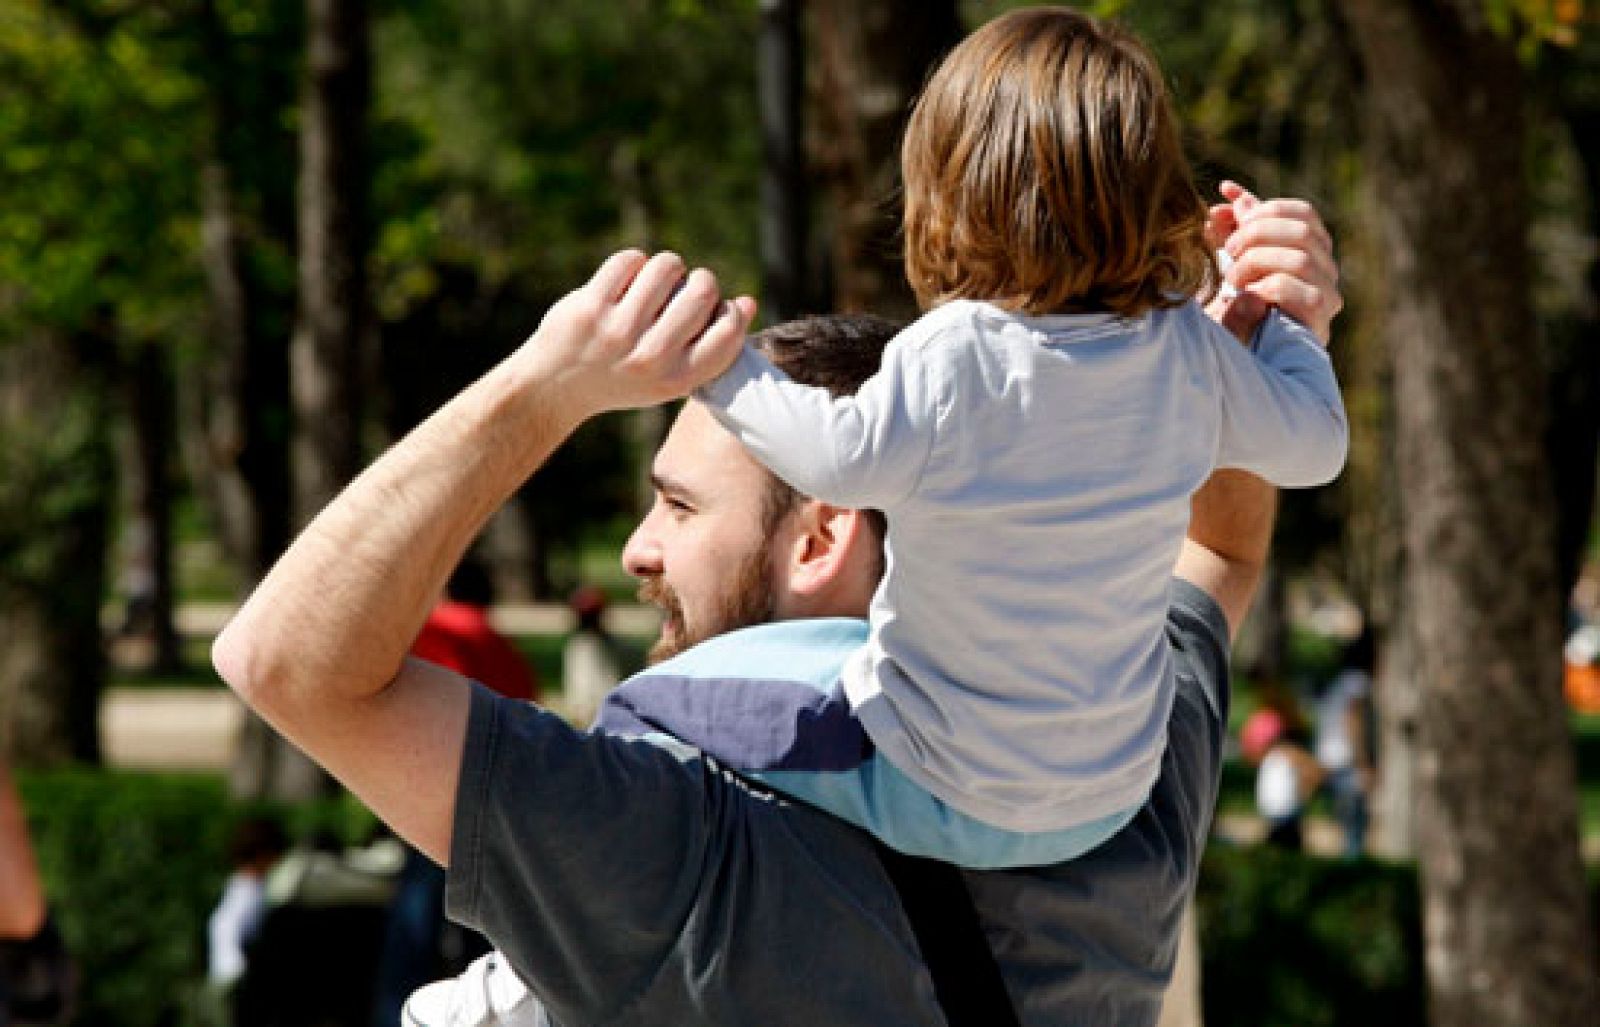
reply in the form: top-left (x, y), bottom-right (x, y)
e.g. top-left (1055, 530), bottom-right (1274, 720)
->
top-left (445, 580), bottom-right (1230, 1026)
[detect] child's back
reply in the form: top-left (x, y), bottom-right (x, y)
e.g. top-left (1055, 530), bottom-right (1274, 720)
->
top-left (695, 6), bottom-right (1347, 861)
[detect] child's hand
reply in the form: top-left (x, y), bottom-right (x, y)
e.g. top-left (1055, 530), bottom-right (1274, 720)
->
top-left (1205, 181), bottom-right (1343, 345)
top-left (523, 250), bottom-right (756, 419)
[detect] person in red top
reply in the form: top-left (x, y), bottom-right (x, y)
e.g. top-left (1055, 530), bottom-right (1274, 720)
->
top-left (412, 560), bottom-right (539, 702)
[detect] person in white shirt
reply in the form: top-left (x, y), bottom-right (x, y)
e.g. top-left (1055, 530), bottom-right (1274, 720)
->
top-left (690, 6), bottom-right (1348, 868)
top-left (559, 586), bottom-right (625, 727)
top-left (206, 817), bottom-right (287, 986)
top-left (1314, 628), bottom-right (1376, 857)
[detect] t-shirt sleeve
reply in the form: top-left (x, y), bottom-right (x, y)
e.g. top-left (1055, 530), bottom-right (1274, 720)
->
top-left (696, 335), bottom-right (942, 509)
top-left (445, 685), bottom-right (716, 1023)
top-left (1166, 579), bottom-right (1232, 724)
top-left (1210, 308), bottom-right (1349, 487)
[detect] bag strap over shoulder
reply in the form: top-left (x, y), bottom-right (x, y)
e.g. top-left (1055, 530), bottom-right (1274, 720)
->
top-left (874, 843), bottom-right (1023, 1027)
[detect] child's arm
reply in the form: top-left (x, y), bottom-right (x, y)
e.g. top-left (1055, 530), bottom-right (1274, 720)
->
top-left (697, 336), bottom-right (940, 509)
top-left (1209, 308), bottom-right (1349, 487)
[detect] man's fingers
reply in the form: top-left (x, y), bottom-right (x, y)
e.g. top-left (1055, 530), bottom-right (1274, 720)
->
top-left (1229, 245), bottom-right (1336, 295)
top-left (1243, 272), bottom-right (1342, 342)
top-left (1225, 205), bottom-right (1334, 258)
top-left (614, 251), bottom-right (689, 339)
top-left (588, 249), bottom-right (648, 304)
top-left (639, 267), bottom-right (722, 361)
top-left (683, 294), bottom-right (755, 384)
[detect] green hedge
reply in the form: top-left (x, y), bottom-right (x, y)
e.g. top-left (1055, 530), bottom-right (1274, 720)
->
top-left (24, 768), bottom-right (1586, 1027)
top-left (15, 769), bottom-right (373, 1027)
top-left (1198, 845), bottom-right (1426, 1026)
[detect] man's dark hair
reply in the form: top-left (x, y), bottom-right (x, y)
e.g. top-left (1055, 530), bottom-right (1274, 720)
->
top-left (752, 314), bottom-right (902, 399)
top-left (751, 314), bottom-right (901, 544)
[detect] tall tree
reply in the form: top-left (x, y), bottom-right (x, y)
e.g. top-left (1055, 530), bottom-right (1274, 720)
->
top-left (291, 0), bottom-right (369, 524)
top-left (189, 0), bottom-right (296, 590)
top-left (0, 1), bottom-right (202, 765)
top-left (810, 0), bottom-right (962, 319)
top-left (759, 0), bottom-right (808, 321)
top-left (239, 0), bottom-right (371, 800)
top-left (119, 337), bottom-right (183, 673)
top-left (1337, 2), bottom-right (1599, 1023)
top-left (0, 330), bottom-right (113, 766)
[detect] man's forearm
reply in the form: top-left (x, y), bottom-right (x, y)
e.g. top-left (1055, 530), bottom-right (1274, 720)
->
top-left (1190, 469), bottom-right (1276, 569)
top-left (1175, 469), bottom-right (1277, 640)
top-left (213, 360), bottom-right (581, 714)
top-left (208, 251), bottom-right (749, 861)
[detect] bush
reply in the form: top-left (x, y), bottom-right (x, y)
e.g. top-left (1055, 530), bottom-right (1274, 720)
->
top-left (1197, 844), bottom-right (1426, 1027)
top-left (15, 768), bottom-right (375, 1027)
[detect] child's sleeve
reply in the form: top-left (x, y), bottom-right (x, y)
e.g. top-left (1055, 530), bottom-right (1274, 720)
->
top-left (1211, 309), bottom-right (1349, 487)
top-left (695, 337), bottom-right (941, 509)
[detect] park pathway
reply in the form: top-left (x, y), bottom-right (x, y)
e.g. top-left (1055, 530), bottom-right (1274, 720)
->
top-left (102, 601), bottom-right (659, 771)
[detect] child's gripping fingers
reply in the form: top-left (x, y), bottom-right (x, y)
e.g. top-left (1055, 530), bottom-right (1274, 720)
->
top-left (1206, 203), bottom-right (1239, 252)
top-left (1206, 288), bottom-right (1269, 346)
top-left (1219, 179), bottom-right (1261, 219)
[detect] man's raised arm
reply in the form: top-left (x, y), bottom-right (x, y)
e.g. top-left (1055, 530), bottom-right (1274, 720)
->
top-left (1176, 185), bottom-right (1343, 638)
top-left (212, 251), bottom-right (751, 862)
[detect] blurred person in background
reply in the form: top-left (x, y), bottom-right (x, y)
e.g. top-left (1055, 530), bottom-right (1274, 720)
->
top-left (208, 817), bottom-right (290, 988)
top-left (560, 585), bottom-right (625, 727)
top-left (0, 759), bottom-right (74, 1026)
top-left (1241, 690), bottom-right (1322, 851)
top-left (411, 558), bottom-right (540, 703)
top-left (1313, 627), bottom-right (1376, 858)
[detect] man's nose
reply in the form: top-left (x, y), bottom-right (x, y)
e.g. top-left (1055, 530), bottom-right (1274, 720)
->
top-left (621, 516), bottom-right (663, 578)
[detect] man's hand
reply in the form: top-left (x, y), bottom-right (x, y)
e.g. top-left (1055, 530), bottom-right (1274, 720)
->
top-left (1205, 181), bottom-right (1343, 344)
top-left (526, 250), bottom-right (757, 422)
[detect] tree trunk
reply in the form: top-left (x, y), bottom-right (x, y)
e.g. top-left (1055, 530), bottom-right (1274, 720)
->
top-left (120, 339), bottom-right (183, 673)
top-left (193, 156), bottom-right (273, 581)
top-left (760, 0), bottom-right (809, 322)
top-left (190, 0), bottom-right (303, 800)
top-left (1371, 606), bottom-right (1419, 857)
top-left (809, 0), bottom-right (961, 320)
top-left (291, 0), bottom-right (369, 527)
top-left (247, 0), bottom-right (370, 801)
top-left (1339, 2), bottom-right (1599, 1022)
top-left (0, 332), bottom-right (114, 767)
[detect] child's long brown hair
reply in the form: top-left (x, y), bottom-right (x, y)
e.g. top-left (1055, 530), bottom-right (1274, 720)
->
top-left (902, 6), bottom-right (1214, 318)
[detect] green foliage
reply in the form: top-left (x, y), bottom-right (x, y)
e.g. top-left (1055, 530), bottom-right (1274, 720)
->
top-left (0, 354), bottom-right (113, 598)
top-left (15, 768), bottom-right (376, 1027)
top-left (372, 0), bottom-right (761, 322)
top-left (1198, 846), bottom-right (1427, 1027)
top-left (0, 1), bottom-right (205, 347)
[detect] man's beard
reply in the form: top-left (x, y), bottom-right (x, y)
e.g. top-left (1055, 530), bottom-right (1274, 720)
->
top-left (640, 544), bottom-right (777, 664)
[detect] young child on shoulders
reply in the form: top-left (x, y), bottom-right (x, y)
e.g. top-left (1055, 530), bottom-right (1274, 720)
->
top-left (650, 5), bottom-right (1347, 868)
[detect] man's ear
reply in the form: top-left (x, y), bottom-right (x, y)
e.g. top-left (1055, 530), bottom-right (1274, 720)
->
top-left (781, 500), bottom-right (875, 612)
